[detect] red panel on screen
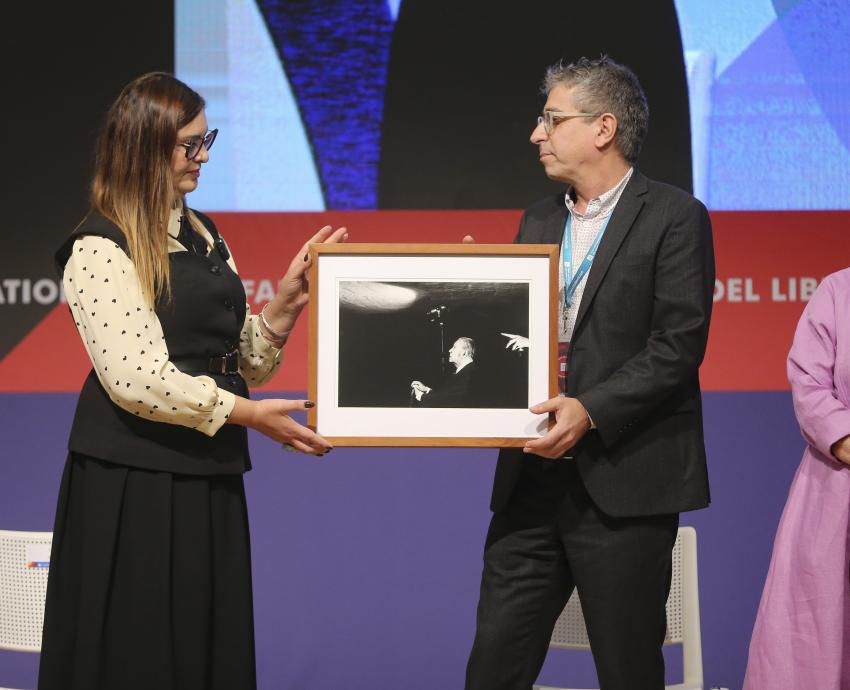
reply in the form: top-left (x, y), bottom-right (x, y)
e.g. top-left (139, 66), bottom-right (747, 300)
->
top-left (704, 211), bottom-right (850, 390)
top-left (2, 210), bottom-right (847, 392)
top-left (0, 211), bottom-right (521, 393)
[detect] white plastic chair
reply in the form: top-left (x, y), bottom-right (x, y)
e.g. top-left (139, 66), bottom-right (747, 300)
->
top-left (0, 530), bottom-right (52, 690)
top-left (535, 526), bottom-right (703, 690)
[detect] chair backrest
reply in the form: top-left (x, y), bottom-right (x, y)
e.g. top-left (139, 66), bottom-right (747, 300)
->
top-left (547, 526), bottom-right (703, 689)
top-left (0, 530), bottom-right (52, 653)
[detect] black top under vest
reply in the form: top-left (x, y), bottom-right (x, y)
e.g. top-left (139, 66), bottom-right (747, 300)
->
top-left (55, 210), bottom-right (251, 475)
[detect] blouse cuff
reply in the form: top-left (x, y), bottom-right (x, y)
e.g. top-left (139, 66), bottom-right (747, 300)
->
top-left (240, 314), bottom-right (283, 386)
top-left (190, 383), bottom-right (237, 437)
top-left (254, 322), bottom-right (284, 357)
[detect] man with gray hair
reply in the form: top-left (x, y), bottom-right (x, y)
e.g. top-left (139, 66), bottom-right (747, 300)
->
top-left (411, 336), bottom-right (483, 407)
top-left (465, 56), bottom-right (714, 690)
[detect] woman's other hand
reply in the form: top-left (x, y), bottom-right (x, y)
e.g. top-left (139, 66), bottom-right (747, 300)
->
top-left (229, 397), bottom-right (332, 455)
top-left (260, 225), bottom-right (348, 342)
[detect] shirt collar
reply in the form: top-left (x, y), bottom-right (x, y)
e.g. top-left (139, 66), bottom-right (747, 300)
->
top-left (167, 204), bottom-right (183, 239)
top-left (564, 167), bottom-right (634, 219)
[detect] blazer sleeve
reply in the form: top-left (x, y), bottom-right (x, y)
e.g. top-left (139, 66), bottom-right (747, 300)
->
top-left (576, 197), bottom-right (715, 448)
top-left (787, 276), bottom-right (850, 458)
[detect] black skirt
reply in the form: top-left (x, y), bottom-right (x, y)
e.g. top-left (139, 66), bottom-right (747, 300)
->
top-left (38, 453), bottom-right (256, 690)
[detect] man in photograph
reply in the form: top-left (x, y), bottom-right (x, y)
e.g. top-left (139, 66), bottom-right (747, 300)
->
top-left (411, 337), bottom-right (484, 407)
top-left (465, 56), bottom-right (715, 690)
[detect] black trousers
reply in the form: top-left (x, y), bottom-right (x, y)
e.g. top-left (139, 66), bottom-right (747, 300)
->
top-left (465, 460), bottom-right (678, 690)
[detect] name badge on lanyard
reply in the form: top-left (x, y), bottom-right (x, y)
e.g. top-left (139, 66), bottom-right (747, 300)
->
top-left (561, 210), bottom-right (614, 312)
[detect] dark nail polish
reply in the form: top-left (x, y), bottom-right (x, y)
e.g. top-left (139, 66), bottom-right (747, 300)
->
top-left (303, 253), bottom-right (309, 261)
top-left (304, 401), bottom-right (315, 409)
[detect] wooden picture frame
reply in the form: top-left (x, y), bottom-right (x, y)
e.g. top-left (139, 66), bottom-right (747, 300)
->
top-left (307, 243), bottom-right (558, 446)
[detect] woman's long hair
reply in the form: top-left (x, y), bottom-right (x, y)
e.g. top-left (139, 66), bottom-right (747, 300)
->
top-left (91, 72), bottom-right (204, 307)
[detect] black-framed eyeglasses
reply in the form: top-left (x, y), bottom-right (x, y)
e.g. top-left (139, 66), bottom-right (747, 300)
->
top-left (178, 128), bottom-right (218, 160)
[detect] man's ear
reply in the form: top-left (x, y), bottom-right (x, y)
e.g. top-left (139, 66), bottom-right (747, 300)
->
top-left (596, 113), bottom-right (618, 148)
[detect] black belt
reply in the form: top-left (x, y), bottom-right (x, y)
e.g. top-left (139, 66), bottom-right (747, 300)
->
top-left (172, 349), bottom-right (239, 375)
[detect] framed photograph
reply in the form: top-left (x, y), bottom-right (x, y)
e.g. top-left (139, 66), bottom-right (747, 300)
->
top-left (307, 244), bottom-right (558, 446)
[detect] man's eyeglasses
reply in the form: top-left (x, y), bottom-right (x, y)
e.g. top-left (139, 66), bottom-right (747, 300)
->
top-left (178, 128), bottom-right (218, 160)
top-left (537, 111), bottom-right (599, 135)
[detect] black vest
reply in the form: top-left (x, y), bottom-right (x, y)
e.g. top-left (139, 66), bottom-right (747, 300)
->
top-left (55, 211), bottom-right (251, 475)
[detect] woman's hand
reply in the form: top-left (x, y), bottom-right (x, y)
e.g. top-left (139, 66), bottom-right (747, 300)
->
top-left (261, 225), bottom-right (348, 340)
top-left (831, 434), bottom-right (850, 465)
top-left (229, 397), bottom-right (332, 455)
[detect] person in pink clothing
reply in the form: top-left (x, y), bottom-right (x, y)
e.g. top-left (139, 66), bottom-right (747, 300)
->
top-left (743, 268), bottom-right (850, 690)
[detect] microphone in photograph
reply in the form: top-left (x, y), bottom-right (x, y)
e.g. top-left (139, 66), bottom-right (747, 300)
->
top-left (425, 305), bottom-right (448, 323)
top-left (425, 305), bottom-right (449, 374)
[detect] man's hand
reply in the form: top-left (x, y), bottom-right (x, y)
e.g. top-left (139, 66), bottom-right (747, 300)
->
top-left (523, 396), bottom-right (592, 459)
top-left (831, 434), bottom-right (850, 465)
top-left (500, 332), bottom-right (529, 351)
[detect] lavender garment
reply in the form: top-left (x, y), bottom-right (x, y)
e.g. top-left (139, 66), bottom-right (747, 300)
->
top-left (743, 268), bottom-right (850, 690)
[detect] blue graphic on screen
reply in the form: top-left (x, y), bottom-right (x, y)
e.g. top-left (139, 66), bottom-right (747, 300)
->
top-left (256, 1), bottom-right (393, 209)
top-left (676, 0), bottom-right (850, 210)
top-left (176, 0), bottom-right (850, 212)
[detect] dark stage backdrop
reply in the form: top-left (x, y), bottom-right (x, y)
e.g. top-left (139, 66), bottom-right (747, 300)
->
top-left (0, 2), bottom-right (845, 689)
top-left (1, 2), bottom-right (174, 359)
top-left (338, 281), bottom-right (529, 408)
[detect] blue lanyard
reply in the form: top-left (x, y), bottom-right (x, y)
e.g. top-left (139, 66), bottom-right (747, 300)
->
top-left (561, 210), bottom-right (614, 307)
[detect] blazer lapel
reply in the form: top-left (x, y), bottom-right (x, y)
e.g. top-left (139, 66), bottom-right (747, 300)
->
top-left (572, 171), bottom-right (648, 335)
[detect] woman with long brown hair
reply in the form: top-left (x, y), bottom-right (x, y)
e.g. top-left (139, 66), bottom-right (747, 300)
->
top-left (38, 72), bottom-right (344, 690)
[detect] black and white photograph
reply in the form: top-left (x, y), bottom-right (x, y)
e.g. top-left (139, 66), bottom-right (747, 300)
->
top-left (309, 245), bottom-right (556, 445)
top-left (338, 281), bottom-right (529, 409)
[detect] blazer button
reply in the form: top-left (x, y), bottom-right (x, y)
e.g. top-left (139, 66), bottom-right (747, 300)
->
top-left (210, 264), bottom-right (222, 275)
top-left (224, 298), bottom-right (234, 310)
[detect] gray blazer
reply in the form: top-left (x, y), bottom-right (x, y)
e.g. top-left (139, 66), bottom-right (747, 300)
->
top-left (491, 170), bottom-right (715, 518)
